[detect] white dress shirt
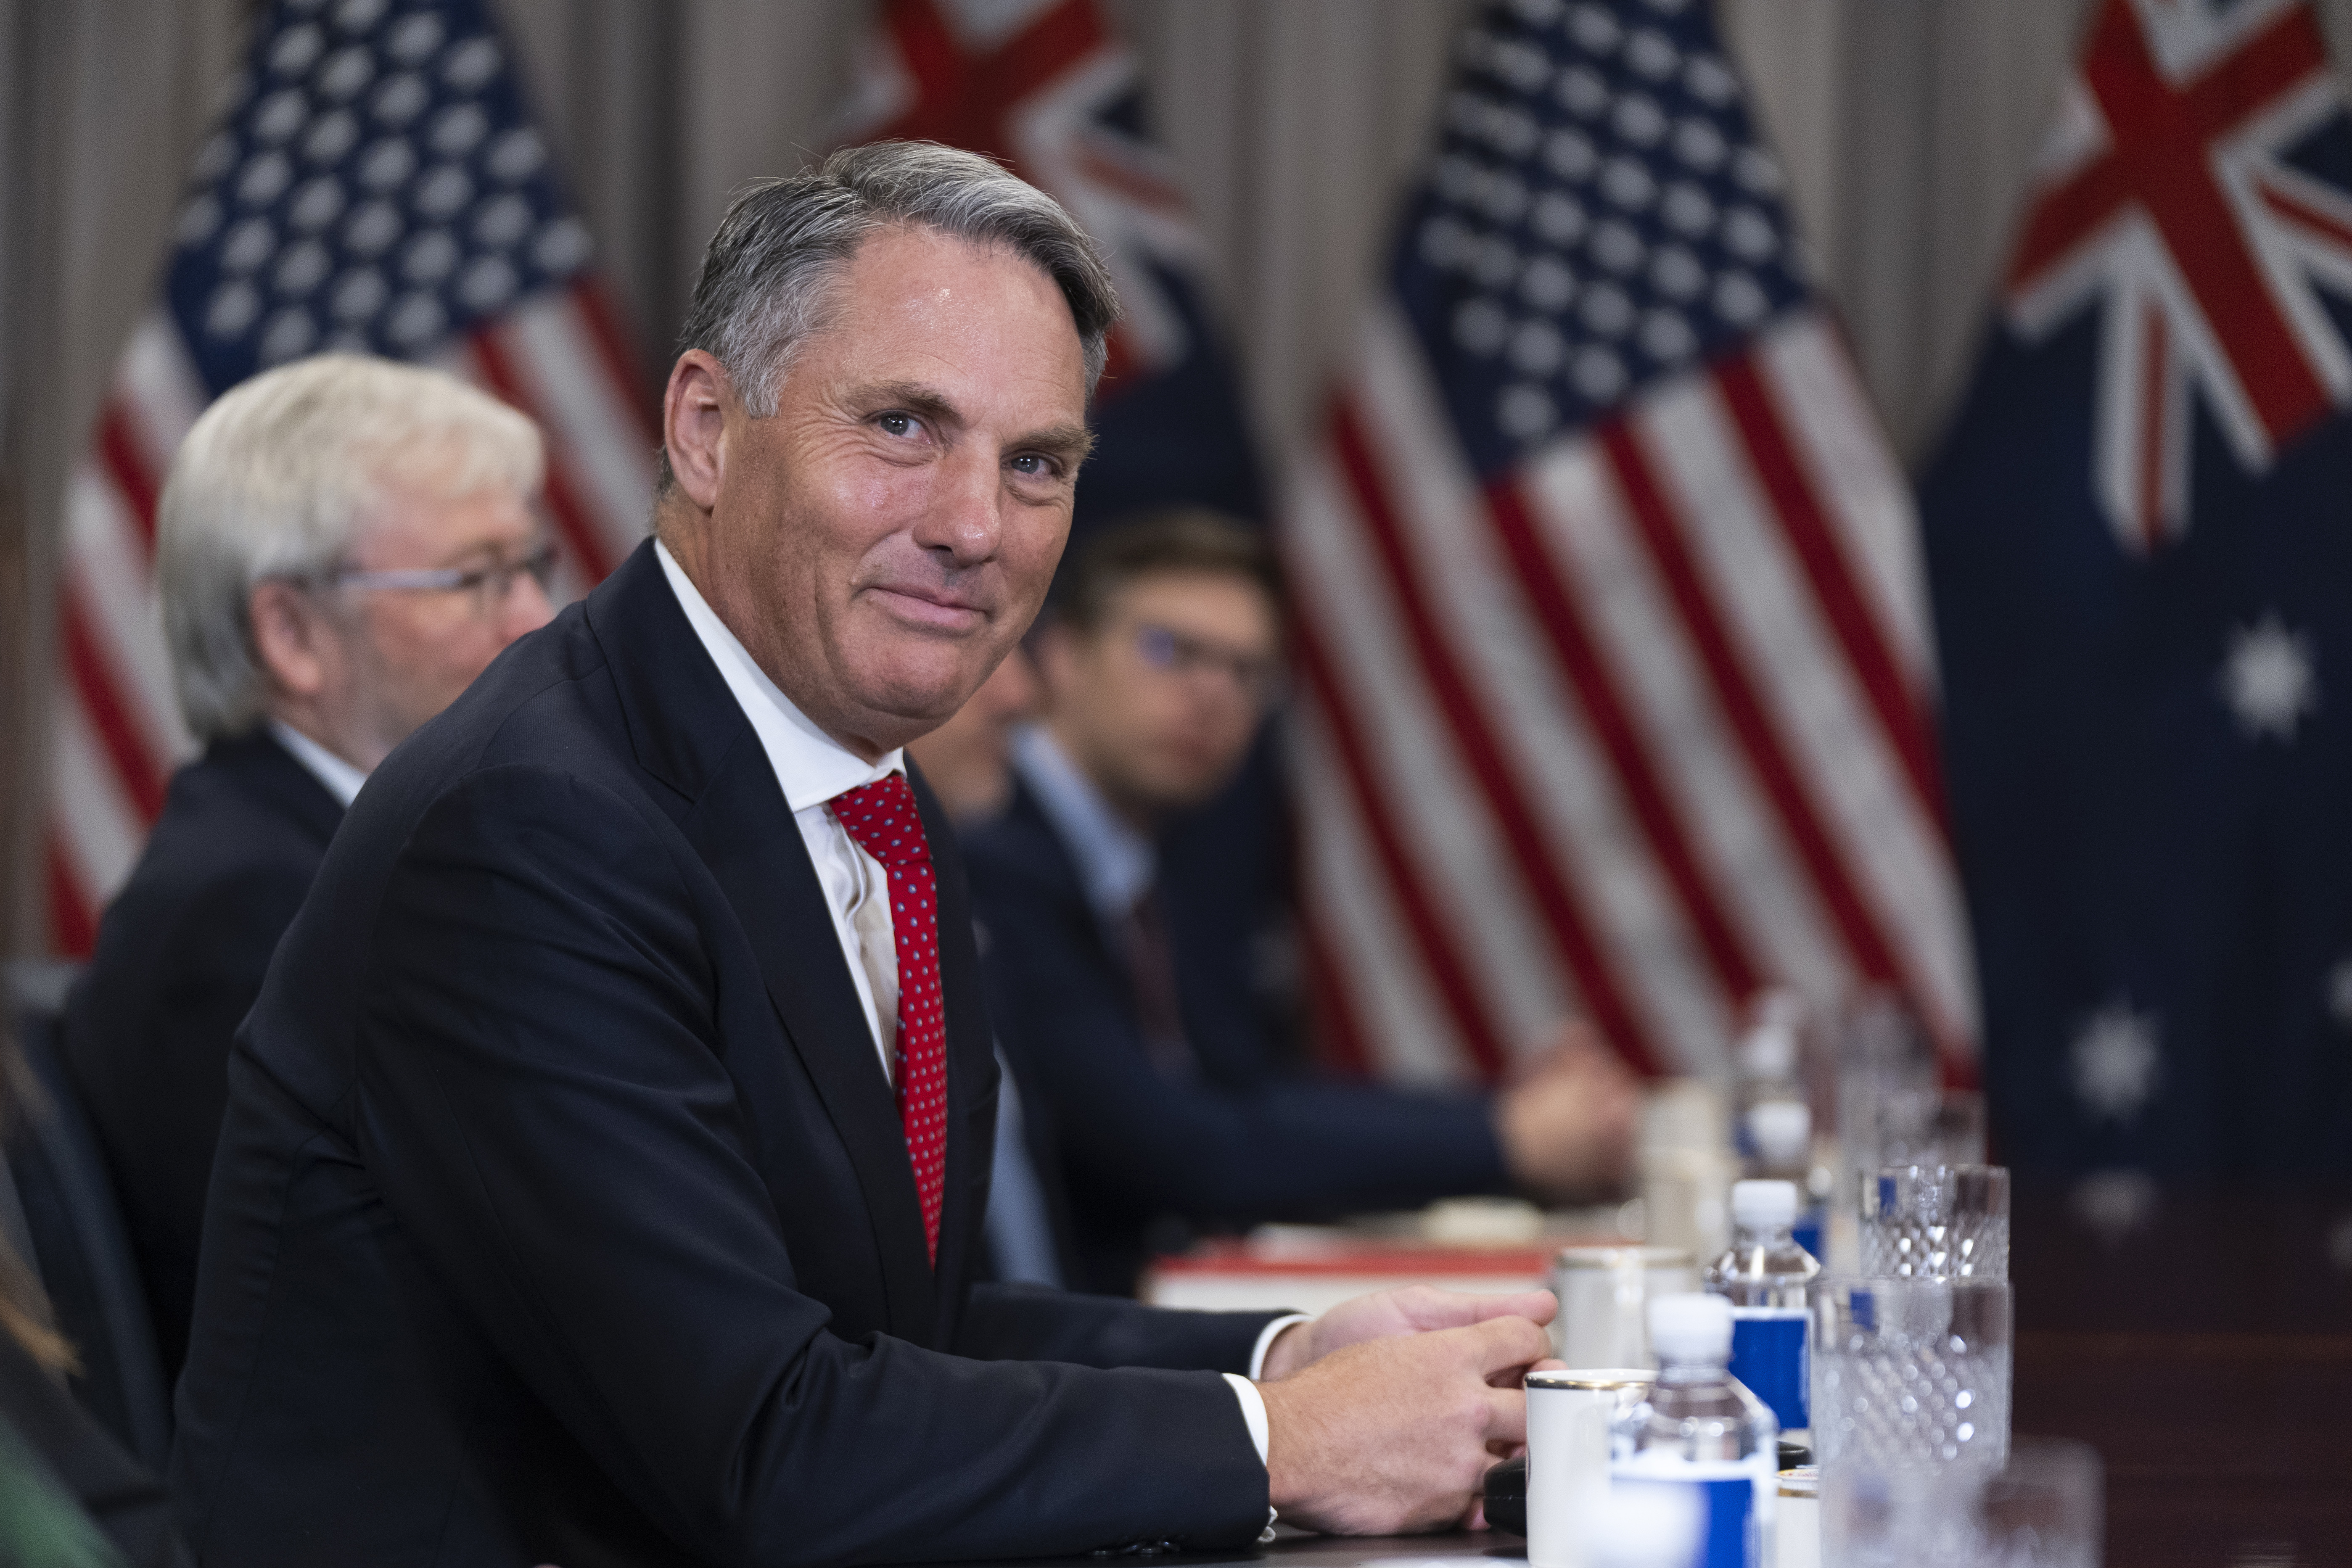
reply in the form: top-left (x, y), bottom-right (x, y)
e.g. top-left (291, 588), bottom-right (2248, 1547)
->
top-left (655, 544), bottom-right (1292, 1467)
top-left (1009, 725), bottom-right (1154, 921)
top-left (657, 542), bottom-right (906, 1082)
top-left (269, 720), bottom-right (367, 808)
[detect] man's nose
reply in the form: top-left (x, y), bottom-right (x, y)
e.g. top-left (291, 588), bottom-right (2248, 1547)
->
top-left (917, 446), bottom-right (1005, 566)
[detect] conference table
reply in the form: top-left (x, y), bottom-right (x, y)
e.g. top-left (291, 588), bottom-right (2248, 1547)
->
top-left (909, 1528), bottom-right (1523, 1568)
top-left (1126, 1183), bottom-right (2352, 1568)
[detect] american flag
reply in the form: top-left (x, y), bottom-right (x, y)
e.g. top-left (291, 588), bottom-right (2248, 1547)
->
top-left (1924, 0), bottom-right (2352, 1181)
top-left (1285, 0), bottom-right (1976, 1085)
top-left (47, 0), bottom-right (652, 955)
top-left (832, 0), bottom-right (1263, 527)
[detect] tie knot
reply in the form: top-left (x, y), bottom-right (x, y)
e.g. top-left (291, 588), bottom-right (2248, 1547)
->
top-left (832, 773), bottom-right (930, 869)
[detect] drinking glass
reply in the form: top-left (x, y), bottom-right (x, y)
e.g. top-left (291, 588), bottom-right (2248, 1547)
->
top-left (1859, 1164), bottom-right (2010, 1280)
top-left (1811, 1276), bottom-right (2012, 1473)
top-left (1818, 1437), bottom-right (2100, 1568)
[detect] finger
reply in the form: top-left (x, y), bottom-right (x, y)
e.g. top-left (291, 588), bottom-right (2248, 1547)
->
top-left (1480, 1383), bottom-right (1529, 1447)
top-left (1462, 1314), bottom-right (1554, 1378)
top-left (1407, 1286), bottom-right (1557, 1331)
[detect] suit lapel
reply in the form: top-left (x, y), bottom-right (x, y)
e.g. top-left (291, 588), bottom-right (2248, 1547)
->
top-left (679, 745), bottom-right (938, 1337)
top-left (589, 544), bottom-right (938, 1338)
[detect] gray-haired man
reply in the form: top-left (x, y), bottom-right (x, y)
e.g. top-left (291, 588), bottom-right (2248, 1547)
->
top-left (172, 142), bottom-right (1556, 1565)
top-left (65, 354), bottom-right (553, 1383)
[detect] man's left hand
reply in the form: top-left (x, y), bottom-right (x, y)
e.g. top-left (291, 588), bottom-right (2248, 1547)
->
top-left (1257, 1285), bottom-right (1558, 1381)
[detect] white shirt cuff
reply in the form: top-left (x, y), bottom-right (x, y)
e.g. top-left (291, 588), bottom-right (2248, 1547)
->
top-left (1247, 1313), bottom-right (1313, 1380)
top-left (1221, 1373), bottom-right (1271, 1465)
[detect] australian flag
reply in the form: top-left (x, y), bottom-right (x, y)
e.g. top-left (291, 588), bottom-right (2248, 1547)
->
top-left (1921, 0), bottom-right (2352, 1191)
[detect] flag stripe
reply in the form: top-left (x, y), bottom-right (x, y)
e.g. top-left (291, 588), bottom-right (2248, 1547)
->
top-left (66, 473), bottom-right (185, 763)
top-left (1330, 396), bottom-right (1661, 1075)
top-left (1639, 382), bottom-right (1976, 1059)
top-left (1518, 436), bottom-right (1859, 1012)
top-left (1485, 475), bottom-right (1763, 1006)
top-left (1288, 607), bottom-right (1512, 1079)
top-left (96, 403), bottom-right (162, 557)
top-left (1290, 702), bottom-right (1470, 1085)
top-left (1290, 438), bottom-right (1579, 1056)
top-left (1601, 417), bottom-right (1907, 997)
top-left (462, 327), bottom-right (619, 583)
top-left (1752, 320), bottom-right (1935, 686)
top-left (1347, 310), bottom-right (1736, 1069)
top-left (1714, 353), bottom-right (1950, 831)
top-left (60, 587), bottom-right (169, 823)
top-left (489, 290), bottom-right (654, 564)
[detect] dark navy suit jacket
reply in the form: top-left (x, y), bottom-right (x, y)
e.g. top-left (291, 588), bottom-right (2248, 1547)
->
top-left (64, 730), bottom-right (343, 1383)
top-left (963, 776), bottom-right (1511, 1294)
top-left (169, 543), bottom-right (1276, 1567)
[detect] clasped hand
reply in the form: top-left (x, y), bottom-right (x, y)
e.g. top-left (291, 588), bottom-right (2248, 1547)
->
top-left (1253, 1285), bottom-right (1561, 1536)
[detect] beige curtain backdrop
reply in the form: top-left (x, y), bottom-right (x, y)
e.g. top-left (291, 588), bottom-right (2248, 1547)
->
top-left (13, 0), bottom-right (2352, 949)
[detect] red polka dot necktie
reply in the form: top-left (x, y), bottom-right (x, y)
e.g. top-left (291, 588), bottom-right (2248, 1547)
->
top-left (831, 774), bottom-right (948, 1265)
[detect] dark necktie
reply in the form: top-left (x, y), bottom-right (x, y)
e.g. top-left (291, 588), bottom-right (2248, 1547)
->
top-left (1122, 887), bottom-right (1194, 1078)
top-left (832, 775), bottom-right (948, 1264)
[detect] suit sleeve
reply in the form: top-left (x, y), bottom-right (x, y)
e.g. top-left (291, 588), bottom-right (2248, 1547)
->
top-left (956, 1281), bottom-right (1276, 1370)
top-left (353, 766), bottom-right (1269, 1566)
top-left (973, 853), bottom-right (1511, 1225)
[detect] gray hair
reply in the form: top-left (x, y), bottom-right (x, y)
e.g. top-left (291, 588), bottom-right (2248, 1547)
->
top-left (158, 353), bottom-right (544, 741)
top-left (673, 140), bottom-right (1121, 427)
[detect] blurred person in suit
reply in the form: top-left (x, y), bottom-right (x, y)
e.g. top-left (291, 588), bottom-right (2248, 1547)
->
top-left (962, 513), bottom-right (1642, 1293)
top-left (0, 1024), bottom-right (188, 1566)
top-left (170, 143), bottom-right (1556, 1566)
top-left (63, 354), bottom-right (555, 1383)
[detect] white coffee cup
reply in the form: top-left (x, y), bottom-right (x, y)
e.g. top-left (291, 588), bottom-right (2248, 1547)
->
top-left (1525, 1368), bottom-right (1654, 1568)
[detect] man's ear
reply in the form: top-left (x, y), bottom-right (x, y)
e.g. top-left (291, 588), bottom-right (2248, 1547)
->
top-left (663, 350), bottom-right (732, 512)
top-left (248, 579), bottom-right (331, 700)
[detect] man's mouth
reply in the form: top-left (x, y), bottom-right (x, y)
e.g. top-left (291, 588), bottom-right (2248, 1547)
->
top-left (867, 583), bottom-right (986, 630)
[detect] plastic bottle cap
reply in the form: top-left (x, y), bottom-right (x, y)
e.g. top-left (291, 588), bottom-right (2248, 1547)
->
top-left (1739, 1021), bottom-right (1798, 1081)
top-left (1731, 1179), bottom-right (1800, 1230)
top-left (1585, 1481), bottom-right (1705, 1568)
top-left (1647, 1292), bottom-right (1733, 1362)
top-left (1746, 1098), bottom-right (1812, 1164)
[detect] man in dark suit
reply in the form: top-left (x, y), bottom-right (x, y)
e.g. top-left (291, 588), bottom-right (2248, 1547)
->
top-left (63, 356), bottom-right (554, 1382)
top-left (171, 143), bottom-right (1554, 1566)
top-left (964, 515), bottom-right (1642, 1292)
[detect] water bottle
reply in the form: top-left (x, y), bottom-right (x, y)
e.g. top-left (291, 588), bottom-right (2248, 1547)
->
top-left (1612, 1294), bottom-right (1778, 1568)
top-left (1702, 1181), bottom-right (1819, 1445)
top-left (1739, 1101), bottom-right (1825, 1257)
top-left (1729, 993), bottom-right (1805, 1162)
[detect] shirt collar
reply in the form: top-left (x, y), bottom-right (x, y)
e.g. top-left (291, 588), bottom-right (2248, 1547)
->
top-left (1012, 724), bottom-right (1154, 918)
top-left (655, 540), bottom-right (902, 810)
top-left (267, 720), bottom-right (367, 808)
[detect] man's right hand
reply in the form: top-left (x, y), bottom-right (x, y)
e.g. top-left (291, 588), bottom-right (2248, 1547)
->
top-left (1496, 1022), bottom-right (1640, 1201)
top-left (1256, 1314), bottom-right (1552, 1535)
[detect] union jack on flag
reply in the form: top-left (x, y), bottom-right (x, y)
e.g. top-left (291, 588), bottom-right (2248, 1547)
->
top-left (1286, 0), bottom-right (1975, 1086)
top-left (2007, 0), bottom-right (2352, 554)
top-left (48, 0), bottom-right (652, 955)
top-left (1924, 0), bottom-right (2352, 1181)
top-left (833, 0), bottom-right (1262, 526)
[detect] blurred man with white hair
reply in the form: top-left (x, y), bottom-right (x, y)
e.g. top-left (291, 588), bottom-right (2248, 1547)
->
top-left (63, 353), bottom-right (554, 1382)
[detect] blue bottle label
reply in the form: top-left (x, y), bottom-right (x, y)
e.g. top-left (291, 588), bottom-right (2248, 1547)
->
top-left (1610, 1461), bottom-right (1768, 1568)
top-left (1792, 1213), bottom-right (1824, 1259)
top-left (1728, 1309), bottom-right (1809, 1432)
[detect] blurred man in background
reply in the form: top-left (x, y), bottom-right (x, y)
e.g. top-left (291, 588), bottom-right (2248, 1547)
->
top-left (962, 512), bottom-right (1640, 1293)
top-left (63, 354), bottom-right (553, 1381)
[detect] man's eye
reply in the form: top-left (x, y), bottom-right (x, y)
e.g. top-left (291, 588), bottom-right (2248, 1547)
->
top-left (1009, 454), bottom-right (1057, 478)
top-left (876, 412), bottom-right (918, 438)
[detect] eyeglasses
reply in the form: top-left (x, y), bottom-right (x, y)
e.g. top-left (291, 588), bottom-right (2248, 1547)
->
top-left (1131, 622), bottom-right (1282, 704)
top-left (321, 542), bottom-right (558, 613)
